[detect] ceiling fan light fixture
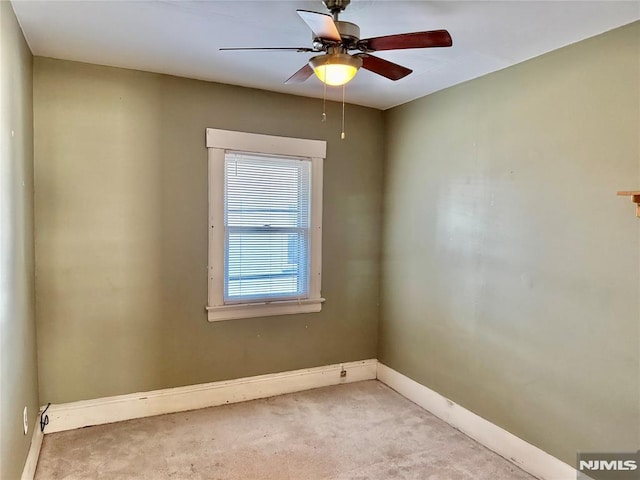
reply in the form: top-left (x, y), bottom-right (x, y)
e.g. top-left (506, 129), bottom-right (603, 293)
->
top-left (309, 53), bottom-right (362, 86)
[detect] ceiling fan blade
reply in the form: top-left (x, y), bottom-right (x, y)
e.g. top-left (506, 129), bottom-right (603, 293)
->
top-left (296, 10), bottom-right (341, 42)
top-left (220, 47), bottom-right (315, 52)
top-left (356, 54), bottom-right (413, 81)
top-left (358, 30), bottom-right (452, 52)
top-left (285, 64), bottom-right (314, 84)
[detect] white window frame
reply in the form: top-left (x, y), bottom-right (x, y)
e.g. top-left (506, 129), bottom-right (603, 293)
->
top-left (206, 128), bottom-right (325, 322)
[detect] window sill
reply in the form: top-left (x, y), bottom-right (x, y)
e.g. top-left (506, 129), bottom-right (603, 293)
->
top-left (206, 298), bottom-right (325, 322)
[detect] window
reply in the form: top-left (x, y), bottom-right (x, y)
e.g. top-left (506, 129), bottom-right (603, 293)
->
top-left (224, 152), bottom-right (310, 303)
top-left (206, 129), bottom-right (325, 322)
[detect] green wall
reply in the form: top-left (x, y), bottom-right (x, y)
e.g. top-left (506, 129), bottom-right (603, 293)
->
top-left (33, 58), bottom-right (383, 404)
top-left (380, 22), bottom-right (640, 465)
top-left (0, 2), bottom-right (39, 479)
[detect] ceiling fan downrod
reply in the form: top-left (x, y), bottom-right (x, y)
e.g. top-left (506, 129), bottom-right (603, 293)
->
top-left (323, 0), bottom-right (350, 20)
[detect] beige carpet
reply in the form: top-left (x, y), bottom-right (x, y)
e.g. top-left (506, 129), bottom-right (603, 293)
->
top-left (35, 380), bottom-right (535, 479)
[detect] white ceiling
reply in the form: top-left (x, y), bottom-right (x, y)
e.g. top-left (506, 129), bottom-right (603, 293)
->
top-left (11, 0), bottom-right (640, 110)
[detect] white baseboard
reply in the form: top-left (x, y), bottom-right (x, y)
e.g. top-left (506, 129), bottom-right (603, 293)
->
top-left (21, 417), bottom-right (44, 480)
top-left (34, 359), bottom-right (580, 480)
top-left (43, 359), bottom-right (377, 434)
top-left (376, 363), bottom-right (578, 480)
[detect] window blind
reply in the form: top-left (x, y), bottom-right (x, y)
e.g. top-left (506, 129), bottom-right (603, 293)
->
top-left (224, 151), bottom-right (311, 303)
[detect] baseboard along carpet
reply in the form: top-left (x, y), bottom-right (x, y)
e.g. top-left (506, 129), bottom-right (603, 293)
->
top-left (34, 380), bottom-right (535, 480)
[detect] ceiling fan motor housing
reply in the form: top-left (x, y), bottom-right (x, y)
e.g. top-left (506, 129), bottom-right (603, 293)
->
top-left (335, 21), bottom-right (360, 48)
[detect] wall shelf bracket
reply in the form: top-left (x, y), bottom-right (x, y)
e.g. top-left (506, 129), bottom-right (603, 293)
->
top-left (617, 191), bottom-right (640, 217)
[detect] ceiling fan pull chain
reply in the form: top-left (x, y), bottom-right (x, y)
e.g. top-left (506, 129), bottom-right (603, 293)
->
top-left (341, 83), bottom-right (346, 140)
top-left (322, 70), bottom-right (327, 122)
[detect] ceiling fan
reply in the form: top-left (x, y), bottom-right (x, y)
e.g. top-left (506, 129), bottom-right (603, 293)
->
top-left (220, 0), bottom-right (453, 87)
